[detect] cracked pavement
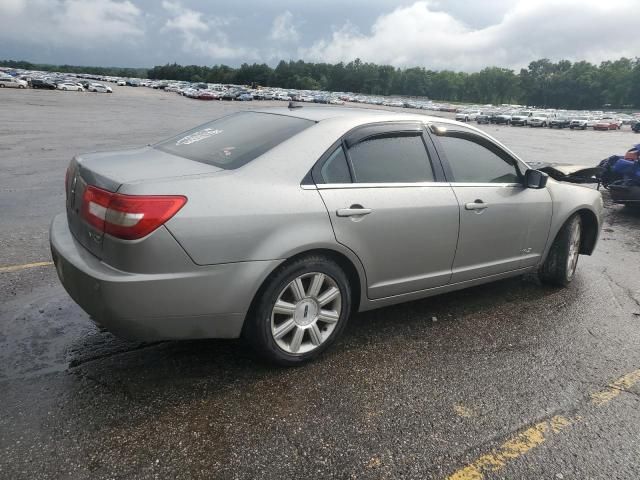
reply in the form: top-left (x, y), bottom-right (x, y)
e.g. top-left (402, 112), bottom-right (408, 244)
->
top-left (1, 87), bottom-right (640, 479)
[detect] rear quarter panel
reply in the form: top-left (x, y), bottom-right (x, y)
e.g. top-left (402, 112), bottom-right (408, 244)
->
top-left (120, 172), bottom-right (338, 266)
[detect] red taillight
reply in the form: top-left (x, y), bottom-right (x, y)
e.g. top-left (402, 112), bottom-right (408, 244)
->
top-left (81, 185), bottom-right (186, 240)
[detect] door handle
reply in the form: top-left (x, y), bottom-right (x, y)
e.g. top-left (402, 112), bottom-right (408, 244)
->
top-left (465, 200), bottom-right (489, 211)
top-left (336, 205), bottom-right (372, 217)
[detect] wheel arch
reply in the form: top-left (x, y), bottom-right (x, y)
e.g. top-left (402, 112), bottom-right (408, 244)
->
top-left (243, 247), bottom-right (366, 335)
top-left (575, 208), bottom-right (599, 255)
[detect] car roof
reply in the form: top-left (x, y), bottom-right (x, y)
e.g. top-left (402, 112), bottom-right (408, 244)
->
top-left (248, 105), bottom-right (456, 125)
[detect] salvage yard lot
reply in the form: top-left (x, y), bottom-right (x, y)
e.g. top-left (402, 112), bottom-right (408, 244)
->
top-left (1, 86), bottom-right (640, 479)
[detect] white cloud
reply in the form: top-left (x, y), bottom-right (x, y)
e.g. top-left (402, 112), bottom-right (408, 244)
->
top-left (161, 1), bottom-right (253, 60)
top-left (0, 0), bottom-right (637, 69)
top-left (0, 0), bottom-right (142, 46)
top-left (270, 11), bottom-right (299, 43)
top-left (54, 0), bottom-right (143, 41)
top-left (163, 1), bottom-right (208, 33)
top-left (0, 0), bottom-right (27, 15)
top-left (302, 0), bottom-right (640, 71)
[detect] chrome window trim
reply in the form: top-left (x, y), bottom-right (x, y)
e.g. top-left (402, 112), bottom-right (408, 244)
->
top-left (316, 182), bottom-right (451, 190)
top-left (448, 182), bottom-right (523, 188)
top-left (306, 182), bottom-right (524, 190)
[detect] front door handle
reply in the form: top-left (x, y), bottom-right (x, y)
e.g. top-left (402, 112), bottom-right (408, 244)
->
top-left (336, 205), bottom-right (372, 217)
top-left (465, 200), bottom-right (489, 211)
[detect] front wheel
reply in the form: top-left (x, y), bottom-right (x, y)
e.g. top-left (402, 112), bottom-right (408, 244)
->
top-left (539, 214), bottom-right (582, 287)
top-left (244, 255), bottom-right (352, 366)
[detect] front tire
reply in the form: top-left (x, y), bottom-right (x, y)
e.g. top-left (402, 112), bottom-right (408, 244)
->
top-left (244, 255), bottom-right (352, 366)
top-left (539, 214), bottom-right (582, 287)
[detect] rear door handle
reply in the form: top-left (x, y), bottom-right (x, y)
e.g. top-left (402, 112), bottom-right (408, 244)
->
top-left (336, 206), bottom-right (372, 217)
top-left (465, 201), bottom-right (489, 211)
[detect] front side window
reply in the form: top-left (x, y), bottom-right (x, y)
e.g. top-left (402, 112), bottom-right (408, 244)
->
top-left (154, 112), bottom-right (315, 169)
top-left (435, 134), bottom-right (520, 184)
top-left (348, 134), bottom-right (434, 183)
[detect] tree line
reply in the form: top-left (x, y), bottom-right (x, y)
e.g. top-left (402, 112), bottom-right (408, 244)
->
top-left (0, 59), bottom-right (146, 81)
top-left (3, 57), bottom-right (639, 109)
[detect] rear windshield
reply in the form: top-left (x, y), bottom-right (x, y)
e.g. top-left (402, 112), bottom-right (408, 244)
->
top-left (153, 112), bottom-right (315, 169)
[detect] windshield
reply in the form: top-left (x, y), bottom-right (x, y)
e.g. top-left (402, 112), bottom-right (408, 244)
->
top-left (153, 112), bottom-right (315, 169)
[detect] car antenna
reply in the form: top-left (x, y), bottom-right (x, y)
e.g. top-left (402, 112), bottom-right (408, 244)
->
top-left (288, 101), bottom-right (302, 109)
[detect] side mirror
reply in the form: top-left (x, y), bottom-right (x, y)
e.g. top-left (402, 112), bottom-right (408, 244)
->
top-left (525, 169), bottom-right (549, 189)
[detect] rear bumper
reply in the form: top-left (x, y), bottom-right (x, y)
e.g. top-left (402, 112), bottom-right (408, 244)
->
top-left (50, 213), bottom-right (281, 341)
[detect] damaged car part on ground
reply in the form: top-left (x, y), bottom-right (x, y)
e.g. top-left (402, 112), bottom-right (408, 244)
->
top-left (50, 107), bottom-right (604, 366)
top-left (534, 143), bottom-right (640, 206)
top-left (598, 144), bottom-right (640, 205)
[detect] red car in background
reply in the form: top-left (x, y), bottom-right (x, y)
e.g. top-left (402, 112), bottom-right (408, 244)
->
top-left (197, 90), bottom-right (220, 100)
top-left (593, 118), bottom-right (622, 130)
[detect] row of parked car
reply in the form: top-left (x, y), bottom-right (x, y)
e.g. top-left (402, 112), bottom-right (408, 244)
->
top-left (4, 67), bottom-right (640, 132)
top-left (455, 109), bottom-right (637, 131)
top-left (0, 70), bottom-right (113, 93)
top-left (135, 80), bottom-right (347, 104)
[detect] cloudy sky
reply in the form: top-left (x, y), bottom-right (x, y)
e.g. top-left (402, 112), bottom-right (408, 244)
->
top-left (0, 0), bottom-right (638, 71)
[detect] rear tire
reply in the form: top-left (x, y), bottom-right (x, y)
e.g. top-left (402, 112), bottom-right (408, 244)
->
top-left (539, 214), bottom-right (582, 287)
top-left (244, 255), bottom-right (352, 366)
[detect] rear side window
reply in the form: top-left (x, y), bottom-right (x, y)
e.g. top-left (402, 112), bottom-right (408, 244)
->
top-left (348, 134), bottom-right (434, 183)
top-left (435, 134), bottom-right (520, 183)
top-left (153, 112), bottom-right (315, 169)
top-left (321, 146), bottom-right (351, 183)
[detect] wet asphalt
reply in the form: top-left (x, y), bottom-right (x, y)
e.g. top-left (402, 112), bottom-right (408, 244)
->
top-left (1, 87), bottom-right (640, 479)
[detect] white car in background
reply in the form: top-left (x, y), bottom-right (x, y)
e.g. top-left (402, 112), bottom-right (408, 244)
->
top-left (569, 116), bottom-right (589, 130)
top-left (57, 82), bottom-right (84, 92)
top-left (117, 80), bottom-right (126, 86)
top-left (0, 76), bottom-right (28, 88)
top-left (528, 112), bottom-right (550, 127)
top-left (455, 110), bottom-right (481, 122)
top-left (88, 83), bottom-right (112, 93)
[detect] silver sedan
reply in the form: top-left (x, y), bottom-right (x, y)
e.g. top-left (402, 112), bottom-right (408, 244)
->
top-left (50, 107), bottom-right (603, 365)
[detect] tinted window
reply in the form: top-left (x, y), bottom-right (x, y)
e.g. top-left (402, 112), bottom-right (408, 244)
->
top-left (321, 146), bottom-right (351, 183)
top-left (436, 134), bottom-right (520, 183)
top-left (348, 134), bottom-right (434, 183)
top-left (154, 112), bottom-right (315, 169)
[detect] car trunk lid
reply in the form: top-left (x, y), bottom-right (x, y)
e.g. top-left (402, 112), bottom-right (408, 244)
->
top-left (65, 147), bottom-right (221, 259)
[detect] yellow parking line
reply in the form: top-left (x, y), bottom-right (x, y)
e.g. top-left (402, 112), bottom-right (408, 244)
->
top-left (0, 261), bottom-right (53, 273)
top-left (447, 416), bottom-right (572, 480)
top-left (447, 368), bottom-right (640, 480)
top-left (591, 369), bottom-right (640, 406)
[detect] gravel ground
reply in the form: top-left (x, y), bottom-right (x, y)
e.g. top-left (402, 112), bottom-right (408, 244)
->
top-left (1, 86), bottom-right (639, 480)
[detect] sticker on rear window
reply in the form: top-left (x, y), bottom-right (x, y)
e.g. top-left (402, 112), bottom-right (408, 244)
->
top-left (176, 128), bottom-right (223, 146)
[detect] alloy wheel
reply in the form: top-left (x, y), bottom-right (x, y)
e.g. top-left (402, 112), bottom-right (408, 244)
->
top-left (566, 220), bottom-right (581, 279)
top-left (270, 272), bottom-right (342, 354)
